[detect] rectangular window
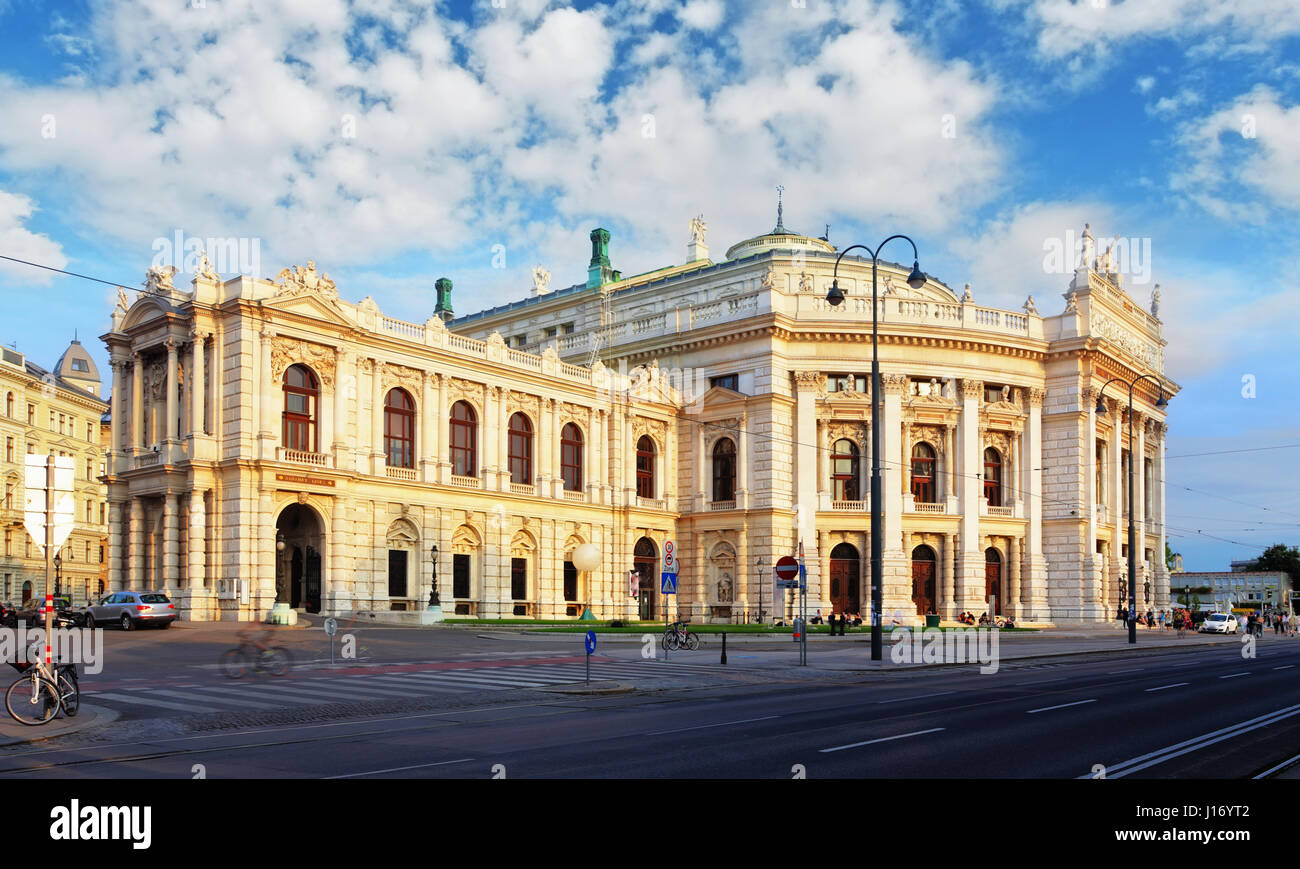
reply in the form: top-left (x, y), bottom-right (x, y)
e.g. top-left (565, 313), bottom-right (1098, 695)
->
top-left (511, 557), bottom-right (527, 600)
top-left (87, 423), bottom-right (93, 442)
top-left (828, 373), bottom-right (868, 393)
top-left (5, 437), bottom-right (12, 463)
top-left (72, 359), bottom-right (88, 372)
top-left (453, 553), bottom-right (471, 599)
top-left (27, 404), bottom-right (34, 425)
top-left (709, 373), bottom-right (740, 392)
top-left (511, 334), bottom-right (527, 349)
top-left (49, 411), bottom-right (54, 431)
top-left (86, 459), bottom-right (93, 480)
top-left (543, 327), bottom-right (557, 339)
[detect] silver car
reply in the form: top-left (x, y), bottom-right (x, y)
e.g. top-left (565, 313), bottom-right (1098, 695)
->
top-left (84, 592), bottom-right (177, 630)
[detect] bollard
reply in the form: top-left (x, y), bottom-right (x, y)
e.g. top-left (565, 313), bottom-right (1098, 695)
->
top-left (721, 631), bottom-right (727, 666)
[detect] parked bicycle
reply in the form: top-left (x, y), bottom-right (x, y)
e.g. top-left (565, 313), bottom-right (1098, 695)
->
top-left (5, 661), bottom-right (79, 726)
top-left (220, 629), bottom-right (292, 679)
top-left (661, 620), bottom-right (700, 652)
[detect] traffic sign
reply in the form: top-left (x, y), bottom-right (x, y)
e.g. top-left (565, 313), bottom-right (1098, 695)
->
top-left (661, 572), bottom-right (678, 595)
top-left (584, 630), bottom-right (597, 655)
top-left (23, 455), bottom-right (75, 555)
top-left (323, 617), bottom-right (338, 637)
top-left (663, 539), bottom-right (676, 573)
top-left (775, 555), bottom-right (800, 589)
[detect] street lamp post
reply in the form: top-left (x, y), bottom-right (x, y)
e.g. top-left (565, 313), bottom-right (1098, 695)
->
top-left (429, 544), bottom-right (440, 608)
top-left (1095, 375), bottom-right (1168, 644)
top-left (755, 556), bottom-right (766, 625)
top-left (827, 237), bottom-right (927, 661)
top-left (53, 552), bottom-right (62, 598)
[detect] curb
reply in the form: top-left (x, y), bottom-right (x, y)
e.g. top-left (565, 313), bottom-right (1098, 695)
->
top-left (536, 681), bottom-right (636, 696)
top-left (0, 702), bottom-right (119, 747)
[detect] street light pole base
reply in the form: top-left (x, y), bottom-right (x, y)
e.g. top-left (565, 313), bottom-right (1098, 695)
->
top-left (420, 605), bottom-right (446, 625)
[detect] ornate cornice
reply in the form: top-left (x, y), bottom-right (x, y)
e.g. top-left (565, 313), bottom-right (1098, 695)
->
top-left (272, 336), bottom-right (337, 388)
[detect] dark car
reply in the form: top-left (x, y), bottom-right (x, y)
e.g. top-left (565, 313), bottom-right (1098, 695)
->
top-left (6, 596), bottom-right (82, 629)
top-left (83, 591), bottom-right (176, 630)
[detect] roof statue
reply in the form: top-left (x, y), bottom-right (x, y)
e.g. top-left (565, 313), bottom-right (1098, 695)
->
top-left (275, 260), bottom-right (338, 299)
top-left (962, 283), bottom-right (974, 303)
top-left (689, 215), bottom-right (707, 246)
top-left (115, 287), bottom-right (131, 314)
top-left (195, 250), bottom-right (219, 281)
top-left (531, 265), bottom-right (551, 295)
top-left (1022, 295), bottom-right (1038, 315)
top-left (143, 264), bottom-right (178, 295)
top-left (1079, 223), bottom-right (1095, 270)
top-left (1150, 284), bottom-right (1161, 318)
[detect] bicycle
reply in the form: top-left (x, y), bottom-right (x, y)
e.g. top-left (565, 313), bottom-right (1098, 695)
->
top-left (661, 621), bottom-right (700, 652)
top-left (220, 630), bottom-right (291, 679)
top-left (5, 662), bottom-right (79, 726)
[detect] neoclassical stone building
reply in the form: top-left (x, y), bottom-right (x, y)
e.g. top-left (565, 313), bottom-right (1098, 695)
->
top-left (102, 216), bottom-right (1175, 624)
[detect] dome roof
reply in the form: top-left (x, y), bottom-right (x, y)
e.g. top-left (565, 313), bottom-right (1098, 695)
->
top-left (55, 340), bottom-right (101, 396)
top-left (724, 195), bottom-right (836, 260)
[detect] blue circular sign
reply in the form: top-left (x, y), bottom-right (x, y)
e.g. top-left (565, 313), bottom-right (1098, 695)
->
top-left (584, 630), bottom-right (597, 655)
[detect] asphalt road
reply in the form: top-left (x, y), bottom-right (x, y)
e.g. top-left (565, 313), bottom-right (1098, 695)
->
top-left (2, 632), bottom-right (1297, 779)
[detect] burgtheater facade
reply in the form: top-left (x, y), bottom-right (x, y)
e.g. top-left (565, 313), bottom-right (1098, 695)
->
top-left (103, 218), bottom-right (1175, 624)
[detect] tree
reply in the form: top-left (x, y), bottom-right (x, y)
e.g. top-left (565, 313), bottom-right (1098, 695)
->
top-left (1165, 541), bottom-right (1181, 572)
top-left (1248, 544), bottom-right (1300, 590)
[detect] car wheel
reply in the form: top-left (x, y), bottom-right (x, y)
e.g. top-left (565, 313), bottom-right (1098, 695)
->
top-left (120, 614), bottom-right (133, 631)
top-left (157, 621), bottom-right (170, 630)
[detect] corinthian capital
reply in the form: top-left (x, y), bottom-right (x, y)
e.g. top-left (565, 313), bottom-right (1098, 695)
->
top-left (793, 370), bottom-right (825, 391)
top-left (959, 378), bottom-right (983, 400)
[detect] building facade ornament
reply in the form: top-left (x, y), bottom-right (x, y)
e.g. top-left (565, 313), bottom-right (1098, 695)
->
top-left (275, 261), bottom-right (338, 300)
top-left (271, 336), bottom-right (338, 388)
top-left (143, 265), bottom-right (178, 295)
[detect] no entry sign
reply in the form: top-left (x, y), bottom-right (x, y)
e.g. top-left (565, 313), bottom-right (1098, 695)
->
top-left (775, 555), bottom-right (800, 589)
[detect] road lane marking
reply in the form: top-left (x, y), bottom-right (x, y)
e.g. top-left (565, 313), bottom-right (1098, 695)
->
top-left (91, 693), bottom-right (222, 713)
top-left (1011, 677), bottom-right (1070, 686)
top-left (325, 757), bottom-right (475, 779)
top-left (644, 715), bottom-right (779, 736)
top-left (1219, 672), bottom-right (1250, 679)
top-left (1274, 665), bottom-right (1295, 671)
top-left (876, 691), bottom-right (955, 704)
top-left (1086, 703), bottom-right (1300, 779)
top-left (1106, 668), bottom-right (1146, 675)
top-left (1027, 699), bottom-right (1096, 714)
top-left (1253, 752), bottom-right (1300, 779)
top-left (820, 727), bottom-right (945, 753)
top-left (1144, 683), bottom-right (1189, 692)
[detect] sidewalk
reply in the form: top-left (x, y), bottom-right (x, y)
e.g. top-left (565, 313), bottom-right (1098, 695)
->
top-left (0, 703), bottom-right (117, 747)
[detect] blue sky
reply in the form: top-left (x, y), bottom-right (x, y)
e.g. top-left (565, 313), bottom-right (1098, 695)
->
top-left (0, 0), bottom-right (1297, 570)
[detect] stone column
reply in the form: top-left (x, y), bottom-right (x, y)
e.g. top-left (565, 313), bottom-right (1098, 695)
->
top-left (131, 352), bottom-right (144, 452)
top-left (736, 414), bottom-right (749, 508)
top-left (1008, 535), bottom-right (1021, 618)
top-left (186, 490), bottom-right (206, 619)
top-left (694, 420), bottom-right (707, 509)
top-left (107, 500), bottom-right (125, 591)
top-left (332, 348), bottom-right (349, 464)
top-left (1023, 388), bottom-right (1048, 618)
top-left (330, 499), bottom-right (352, 613)
top-left (1155, 421), bottom-right (1169, 608)
top-left (1110, 399), bottom-right (1123, 613)
top-left (436, 374), bottom-right (450, 481)
top-left (956, 378), bottom-right (982, 612)
top-left (941, 531), bottom-right (955, 619)
top-left (881, 374), bottom-right (909, 615)
top-left (190, 334), bottom-right (206, 438)
top-left (258, 330), bottom-right (276, 453)
top-left (1134, 411), bottom-right (1147, 600)
top-left (371, 360), bottom-right (385, 475)
top-left (109, 359), bottom-right (125, 462)
top-left (129, 498), bottom-right (145, 590)
top-left (163, 493), bottom-right (180, 593)
top-left (165, 339), bottom-right (179, 444)
top-left (497, 386), bottom-right (509, 491)
top-left (1082, 386), bottom-right (1101, 617)
top-left (792, 372), bottom-right (821, 545)
top-left (485, 386), bottom-right (500, 484)
top-left (422, 370), bottom-right (436, 483)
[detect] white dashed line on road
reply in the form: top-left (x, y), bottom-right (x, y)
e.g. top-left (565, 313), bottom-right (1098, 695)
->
top-left (877, 691), bottom-right (955, 704)
top-left (1027, 699), bottom-right (1096, 714)
top-left (1219, 672), bottom-right (1250, 679)
top-left (325, 758), bottom-right (475, 779)
top-left (643, 715), bottom-right (780, 736)
top-left (820, 727), bottom-right (945, 753)
top-left (1144, 683), bottom-right (1189, 692)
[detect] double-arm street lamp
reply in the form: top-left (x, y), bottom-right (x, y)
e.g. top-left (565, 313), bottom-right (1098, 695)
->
top-left (1095, 374), bottom-right (1168, 644)
top-left (827, 236), bottom-right (927, 661)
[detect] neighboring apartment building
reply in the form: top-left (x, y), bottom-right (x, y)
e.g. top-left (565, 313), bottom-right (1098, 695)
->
top-left (103, 213), bottom-right (1175, 624)
top-left (0, 341), bottom-right (110, 605)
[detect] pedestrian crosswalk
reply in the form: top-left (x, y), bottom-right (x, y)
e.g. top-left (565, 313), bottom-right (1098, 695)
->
top-left (82, 659), bottom-right (725, 718)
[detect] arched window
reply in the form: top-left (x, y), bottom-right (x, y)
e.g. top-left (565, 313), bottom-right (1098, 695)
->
top-left (508, 413), bottom-right (533, 484)
top-left (636, 436), bottom-right (656, 499)
top-left (911, 442), bottom-right (937, 503)
top-left (983, 447), bottom-right (1003, 507)
top-left (831, 439), bottom-right (860, 501)
top-left (450, 401), bottom-right (477, 477)
top-left (712, 438), bottom-right (736, 502)
top-left (384, 388), bottom-right (415, 469)
top-left (282, 365), bottom-right (319, 453)
top-left (560, 423), bottom-right (583, 492)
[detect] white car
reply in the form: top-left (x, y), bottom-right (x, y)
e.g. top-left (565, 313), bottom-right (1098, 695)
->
top-left (1199, 612), bottom-right (1238, 634)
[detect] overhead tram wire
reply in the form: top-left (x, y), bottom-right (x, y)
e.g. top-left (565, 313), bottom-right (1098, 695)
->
top-left (8, 250), bottom-right (1285, 552)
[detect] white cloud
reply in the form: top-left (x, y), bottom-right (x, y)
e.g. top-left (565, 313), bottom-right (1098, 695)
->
top-left (0, 191), bottom-right (66, 286)
top-left (678, 0), bottom-right (725, 31)
top-left (0, 0), bottom-right (1008, 307)
top-left (1146, 87), bottom-right (1201, 118)
top-left (1135, 74), bottom-right (1156, 93)
top-left (1170, 86), bottom-right (1300, 221)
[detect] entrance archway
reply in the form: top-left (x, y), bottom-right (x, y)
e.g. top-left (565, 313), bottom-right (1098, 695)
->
top-left (911, 545), bottom-right (937, 616)
top-left (277, 504), bottom-right (325, 614)
top-left (633, 537), bottom-right (658, 621)
top-left (829, 542), bottom-right (861, 615)
top-left (985, 548), bottom-right (1003, 616)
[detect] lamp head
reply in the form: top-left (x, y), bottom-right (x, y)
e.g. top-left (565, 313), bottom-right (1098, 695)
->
top-left (1155, 392), bottom-right (1168, 408)
top-left (906, 260), bottom-right (927, 289)
top-left (825, 279), bottom-right (844, 307)
top-left (1095, 396), bottom-right (1108, 415)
